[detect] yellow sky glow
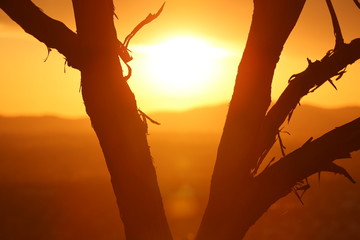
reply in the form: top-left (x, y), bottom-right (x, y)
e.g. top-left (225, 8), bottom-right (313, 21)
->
top-left (0, 0), bottom-right (359, 117)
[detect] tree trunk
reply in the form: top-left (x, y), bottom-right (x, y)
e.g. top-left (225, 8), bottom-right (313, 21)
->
top-left (71, 0), bottom-right (172, 239)
top-left (196, 1), bottom-right (306, 239)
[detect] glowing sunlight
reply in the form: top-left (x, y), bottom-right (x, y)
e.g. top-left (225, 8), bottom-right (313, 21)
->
top-left (132, 36), bottom-right (235, 97)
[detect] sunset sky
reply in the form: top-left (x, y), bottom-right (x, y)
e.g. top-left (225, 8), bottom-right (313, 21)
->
top-left (0, 0), bottom-right (359, 117)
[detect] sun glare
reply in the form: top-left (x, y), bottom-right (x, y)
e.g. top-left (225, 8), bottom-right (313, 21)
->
top-left (132, 36), bottom-right (234, 96)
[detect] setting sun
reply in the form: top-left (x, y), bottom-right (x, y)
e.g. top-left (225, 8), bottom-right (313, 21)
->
top-left (132, 36), bottom-right (234, 96)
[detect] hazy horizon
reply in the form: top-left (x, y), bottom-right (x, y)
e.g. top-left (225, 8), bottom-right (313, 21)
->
top-left (1, 102), bottom-right (360, 119)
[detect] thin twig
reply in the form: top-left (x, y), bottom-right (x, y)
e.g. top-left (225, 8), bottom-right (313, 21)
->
top-left (118, 2), bottom-right (165, 81)
top-left (138, 109), bottom-right (160, 135)
top-left (44, 47), bottom-right (52, 62)
top-left (325, 0), bottom-right (344, 49)
top-left (138, 109), bottom-right (161, 125)
top-left (277, 130), bottom-right (287, 157)
top-left (124, 2), bottom-right (165, 48)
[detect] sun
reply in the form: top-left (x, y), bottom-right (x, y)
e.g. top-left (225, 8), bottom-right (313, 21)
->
top-left (132, 36), bottom-right (233, 96)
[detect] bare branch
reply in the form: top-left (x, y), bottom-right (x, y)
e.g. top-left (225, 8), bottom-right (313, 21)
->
top-left (117, 2), bottom-right (165, 81)
top-left (277, 129), bottom-right (287, 157)
top-left (256, 117), bottom-right (360, 199)
top-left (254, 39), bottom-right (360, 172)
top-left (325, 0), bottom-right (344, 49)
top-left (322, 162), bottom-right (355, 183)
top-left (123, 2), bottom-right (165, 48)
top-left (0, 0), bottom-right (80, 69)
top-left (293, 178), bottom-right (310, 205)
top-left (138, 109), bottom-right (161, 125)
top-left (138, 109), bottom-right (161, 135)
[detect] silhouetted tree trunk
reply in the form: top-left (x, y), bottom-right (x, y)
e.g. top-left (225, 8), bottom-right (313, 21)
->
top-left (197, 1), bottom-right (307, 238)
top-left (197, 0), bottom-right (360, 239)
top-left (70, 1), bottom-right (172, 239)
top-left (0, 0), bottom-right (172, 239)
top-left (1, 0), bottom-right (360, 239)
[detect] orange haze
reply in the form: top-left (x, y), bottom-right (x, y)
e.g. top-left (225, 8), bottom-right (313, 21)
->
top-left (0, 0), bottom-right (359, 117)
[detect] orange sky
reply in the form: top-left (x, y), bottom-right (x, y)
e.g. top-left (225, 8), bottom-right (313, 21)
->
top-left (0, 0), bottom-right (359, 117)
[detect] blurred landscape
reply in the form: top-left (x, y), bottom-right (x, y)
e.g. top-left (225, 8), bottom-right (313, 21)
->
top-left (0, 104), bottom-right (359, 240)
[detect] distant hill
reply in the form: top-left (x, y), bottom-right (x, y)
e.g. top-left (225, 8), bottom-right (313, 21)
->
top-left (2, 104), bottom-right (358, 136)
top-left (0, 105), bottom-right (359, 240)
top-left (283, 105), bottom-right (360, 139)
top-left (150, 104), bottom-right (360, 138)
top-left (0, 115), bottom-right (91, 134)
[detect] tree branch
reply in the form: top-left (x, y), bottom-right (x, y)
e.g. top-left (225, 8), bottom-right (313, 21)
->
top-left (123, 2), bottom-right (165, 48)
top-left (0, 0), bottom-right (80, 69)
top-left (325, 0), bottom-right (344, 49)
top-left (256, 117), bottom-right (360, 204)
top-left (254, 38), bottom-right (360, 173)
top-left (117, 2), bottom-right (166, 81)
top-left (231, 120), bottom-right (360, 238)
